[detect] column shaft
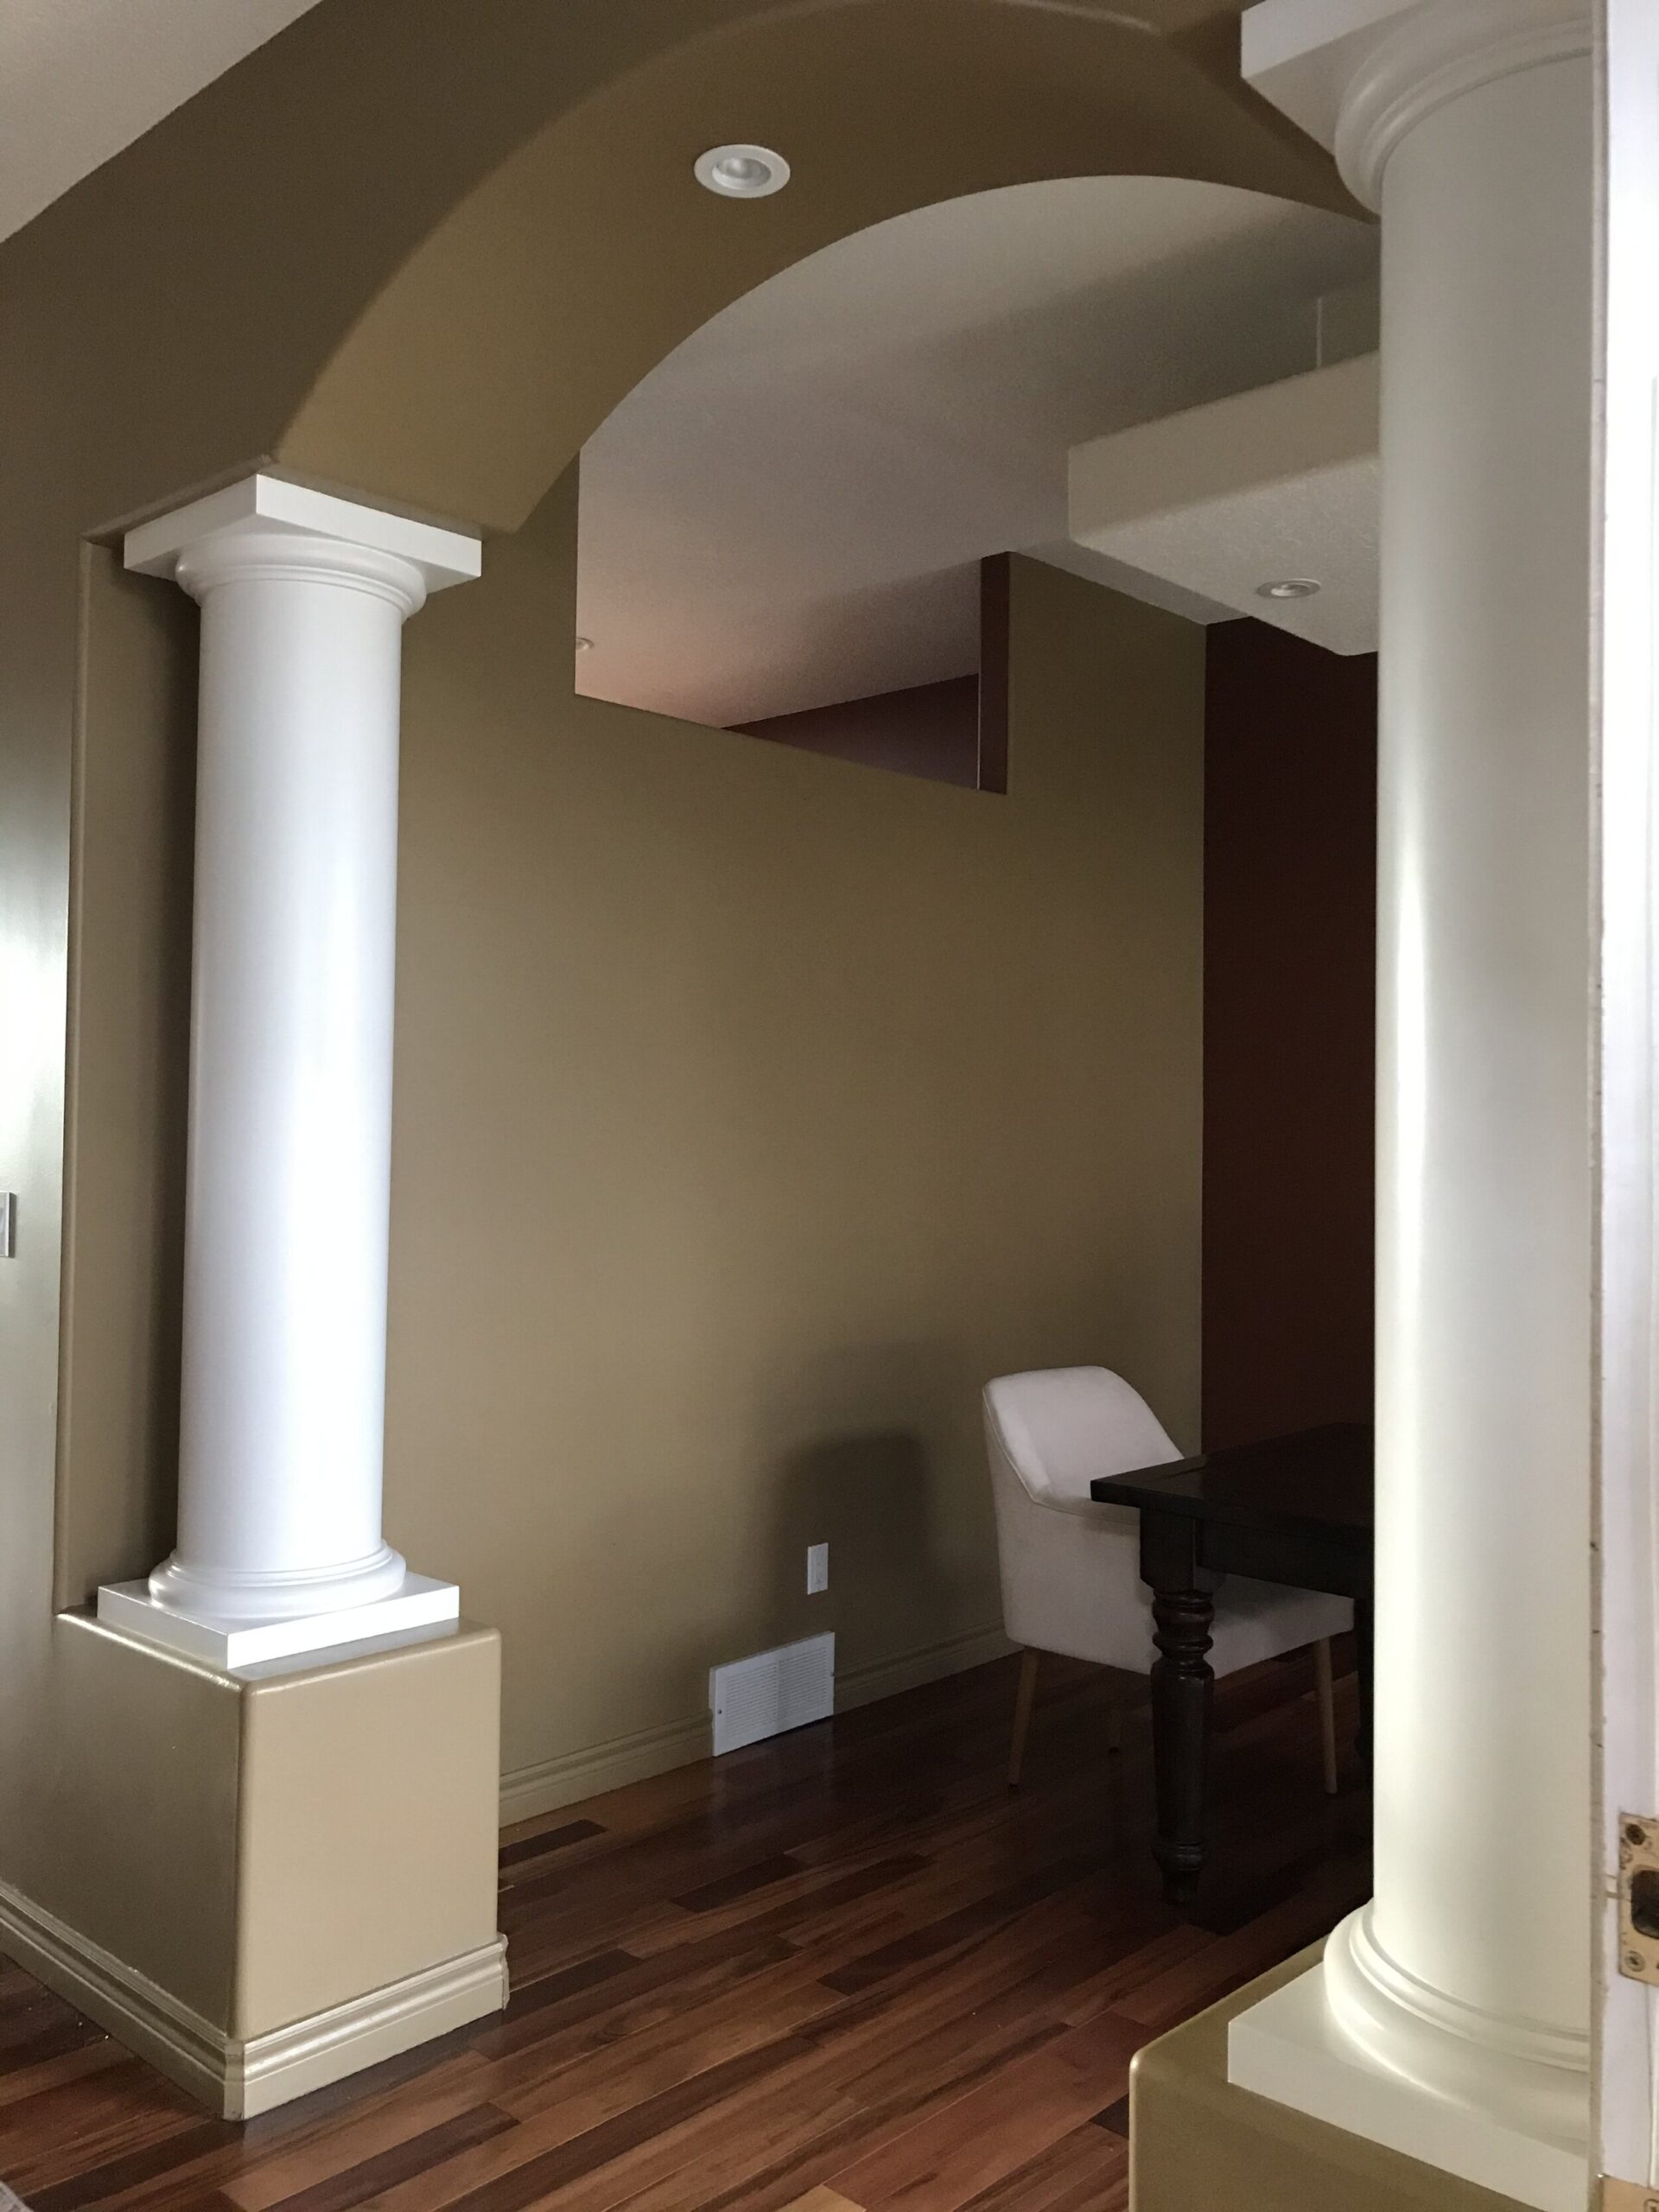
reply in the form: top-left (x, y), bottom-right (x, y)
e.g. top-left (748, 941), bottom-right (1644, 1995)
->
top-left (1369, 52), bottom-right (1592, 2048)
top-left (1230, 10), bottom-right (1594, 2202)
top-left (167, 551), bottom-right (410, 1615)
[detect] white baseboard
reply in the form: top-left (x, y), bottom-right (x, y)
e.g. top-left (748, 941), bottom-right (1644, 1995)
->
top-left (499, 1710), bottom-right (715, 1827)
top-left (232, 1944), bottom-right (507, 2117)
top-left (499, 1622), bottom-right (1013, 1828)
top-left (836, 1623), bottom-right (1015, 1712)
top-left (0, 1873), bottom-right (506, 2119)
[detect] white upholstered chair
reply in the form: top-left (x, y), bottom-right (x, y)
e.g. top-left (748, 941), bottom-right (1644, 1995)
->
top-left (984, 1365), bottom-right (1351, 1790)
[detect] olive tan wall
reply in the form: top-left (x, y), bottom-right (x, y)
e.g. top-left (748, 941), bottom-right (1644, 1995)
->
top-left (387, 486), bottom-right (1204, 1807)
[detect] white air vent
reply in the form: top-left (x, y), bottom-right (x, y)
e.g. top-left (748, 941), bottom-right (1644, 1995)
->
top-left (711, 1632), bottom-right (835, 1757)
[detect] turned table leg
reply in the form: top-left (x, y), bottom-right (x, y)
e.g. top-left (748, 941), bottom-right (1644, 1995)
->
top-left (1141, 1510), bottom-right (1214, 1906)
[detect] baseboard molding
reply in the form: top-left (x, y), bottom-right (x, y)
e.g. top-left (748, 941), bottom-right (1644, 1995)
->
top-left (232, 1943), bottom-right (507, 2118)
top-left (0, 1872), bottom-right (506, 2119)
top-left (836, 1624), bottom-right (1016, 1713)
top-left (499, 1711), bottom-right (715, 1827)
top-left (499, 1623), bottom-right (1013, 1827)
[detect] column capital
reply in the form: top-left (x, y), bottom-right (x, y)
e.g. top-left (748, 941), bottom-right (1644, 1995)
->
top-left (1243, 0), bottom-right (1591, 208)
top-left (124, 473), bottom-right (481, 614)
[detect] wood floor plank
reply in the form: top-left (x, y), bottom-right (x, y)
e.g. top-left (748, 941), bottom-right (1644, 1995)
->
top-left (498, 1820), bottom-right (607, 1871)
top-left (220, 2076), bottom-right (510, 2211)
top-left (1092, 2095), bottom-right (1131, 2141)
top-left (955, 2125), bottom-right (1127, 2212)
top-left (826, 2012), bottom-right (1147, 2212)
top-left (254, 2104), bottom-right (518, 2212)
top-left (29, 2118), bottom-right (244, 2211)
top-left (672, 1853), bottom-right (806, 1914)
top-left (0, 2037), bottom-right (128, 2114)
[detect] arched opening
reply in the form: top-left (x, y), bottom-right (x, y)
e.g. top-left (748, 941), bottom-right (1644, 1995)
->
top-left (272, 0), bottom-right (1357, 531)
top-left (359, 161), bottom-right (1378, 1824)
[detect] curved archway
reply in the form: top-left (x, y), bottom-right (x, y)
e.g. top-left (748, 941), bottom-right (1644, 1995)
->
top-left (276, 0), bottom-right (1356, 531)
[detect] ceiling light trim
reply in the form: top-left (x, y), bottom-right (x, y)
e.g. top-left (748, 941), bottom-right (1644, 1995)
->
top-left (694, 143), bottom-right (791, 199)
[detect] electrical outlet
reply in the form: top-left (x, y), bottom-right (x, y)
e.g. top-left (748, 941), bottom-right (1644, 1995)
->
top-left (806, 1543), bottom-right (829, 1596)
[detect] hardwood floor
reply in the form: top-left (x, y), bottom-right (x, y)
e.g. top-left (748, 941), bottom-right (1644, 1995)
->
top-left (0, 1649), bottom-right (1367, 2212)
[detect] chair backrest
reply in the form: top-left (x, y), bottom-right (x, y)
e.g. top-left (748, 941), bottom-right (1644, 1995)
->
top-left (983, 1365), bottom-right (1180, 1510)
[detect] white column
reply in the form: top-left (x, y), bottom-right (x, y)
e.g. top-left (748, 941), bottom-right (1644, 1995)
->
top-left (99, 476), bottom-right (480, 1669)
top-left (1228, 8), bottom-right (1592, 2210)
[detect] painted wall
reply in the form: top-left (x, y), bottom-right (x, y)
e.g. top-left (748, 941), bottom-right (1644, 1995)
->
top-left (735, 675), bottom-right (982, 791)
top-left (386, 490), bottom-right (1204, 1811)
top-left (1202, 618), bottom-right (1377, 1447)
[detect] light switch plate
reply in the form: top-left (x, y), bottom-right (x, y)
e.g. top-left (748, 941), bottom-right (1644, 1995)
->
top-left (806, 1543), bottom-right (829, 1596)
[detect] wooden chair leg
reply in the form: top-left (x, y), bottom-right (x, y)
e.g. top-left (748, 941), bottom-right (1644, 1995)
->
top-left (1008, 1648), bottom-right (1041, 1788)
top-left (1313, 1637), bottom-right (1339, 1796)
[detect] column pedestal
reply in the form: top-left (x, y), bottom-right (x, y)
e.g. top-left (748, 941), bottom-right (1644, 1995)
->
top-left (1228, 8), bottom-right (1593, 2210)
top-left (10, 1612), bottom-right (506, 2118)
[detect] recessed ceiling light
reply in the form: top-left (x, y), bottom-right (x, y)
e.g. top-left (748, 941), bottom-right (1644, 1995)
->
top-left (1256, 578), bottom-right (1320, 601)
top-left (695, 143), bottom-right (791, 199)
top-left (575, 635), bottom-right (594, 653)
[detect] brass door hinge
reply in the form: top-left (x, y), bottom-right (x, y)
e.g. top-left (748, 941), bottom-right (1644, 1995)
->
top-left (1602, 2179), bottom-right (1659, 2211)
top-left (1618, 1814), bottom-right (1659, 1985)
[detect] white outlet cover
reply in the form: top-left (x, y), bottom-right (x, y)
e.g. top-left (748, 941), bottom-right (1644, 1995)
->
top-left (807, 1542), bottom-right (829, 1595)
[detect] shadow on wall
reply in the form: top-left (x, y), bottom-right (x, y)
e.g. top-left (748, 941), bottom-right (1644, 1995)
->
top-left (751, 1340), bottom-right (985, 1689)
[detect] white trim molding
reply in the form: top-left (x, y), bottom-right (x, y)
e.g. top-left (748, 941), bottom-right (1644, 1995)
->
top-left (836, 1624), bottom-right (1016, 1713)
top-left (1592, 0), bottom-right (1659, 2190)
top-left (0, 1873), bottom-right (507, 2119)
top-left (1228, 1948), bottom-right (1588, 2212)
top-left (1245, 0), bottom-right (1592, 208)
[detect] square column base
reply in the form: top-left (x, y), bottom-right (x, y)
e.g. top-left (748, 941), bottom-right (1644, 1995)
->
top-left (1227, 1965), bottom-right (1586, 2212)
top-left (97, 1572), bottom-right (460, 1669)
top-left (10, 1610), bottom-right (505, 2116)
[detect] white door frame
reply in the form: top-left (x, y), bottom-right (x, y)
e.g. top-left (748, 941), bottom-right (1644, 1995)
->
top-left (1594, 0), bottom-right (1659, 2188)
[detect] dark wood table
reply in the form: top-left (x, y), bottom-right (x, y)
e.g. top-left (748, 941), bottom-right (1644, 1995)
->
top-left (1090, 1422), bottom-right (1373, 1904)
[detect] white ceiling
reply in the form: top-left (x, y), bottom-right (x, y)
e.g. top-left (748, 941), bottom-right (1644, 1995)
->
top-left (0, 0), bottom-right (325, 243)
top-left (576, 176), bottom-right (1380, 729)
top-left (1071, 353), bottom-right (1379, 656)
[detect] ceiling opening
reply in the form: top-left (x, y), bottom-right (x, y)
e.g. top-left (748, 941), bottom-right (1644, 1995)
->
top-left (573, 172), bottom-right (1377, 786)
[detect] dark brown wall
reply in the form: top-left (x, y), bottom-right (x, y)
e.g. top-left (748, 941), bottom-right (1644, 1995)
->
top-left (736, 675), bottom-right (981, 788)
top-left (1202, 620), bottom-right (1376, 1448)
top-left (724, 555), bottom-right (1011, 794)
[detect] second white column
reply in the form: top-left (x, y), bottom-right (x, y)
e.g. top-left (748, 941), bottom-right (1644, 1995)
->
top-left (1230, 7), bottom-right (1593, 2209)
